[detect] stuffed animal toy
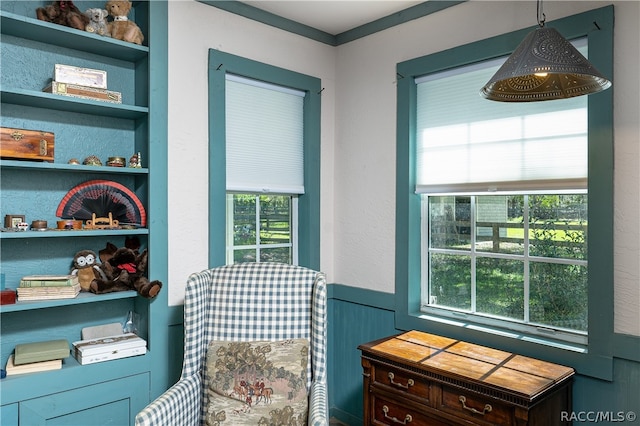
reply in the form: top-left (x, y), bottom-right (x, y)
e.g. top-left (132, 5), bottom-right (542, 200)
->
top-left (105, 0), bottom-right (144, 45)
top-left (71, 249), bottom-right (101, 292)
top-left (36, 1), bottom-right (89, 31)
top-left (90, 245), bottom-right (161, 299)
top-left (84, 8), bottom-right (110, 36)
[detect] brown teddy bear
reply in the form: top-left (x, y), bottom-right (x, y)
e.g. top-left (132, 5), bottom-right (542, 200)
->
top-left (105, 0), bottom-right (144, 45)
top-left (91, 244), bottom-right (161, 299)
top-left (36, 1), bottom-right (89, 31)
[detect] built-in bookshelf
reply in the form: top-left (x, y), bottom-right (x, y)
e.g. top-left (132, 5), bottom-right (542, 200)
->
top-left (0, 2), bottom-right (167, 424)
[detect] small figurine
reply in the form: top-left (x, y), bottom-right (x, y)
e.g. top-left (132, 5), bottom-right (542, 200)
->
top-left (83, 155), bottom-right (102, 166)
top-left (128, 152), bottom-right (141, 168)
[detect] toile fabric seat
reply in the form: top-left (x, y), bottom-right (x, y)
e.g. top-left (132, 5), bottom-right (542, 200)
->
top-left (135, 262), bottom-right (328, 426)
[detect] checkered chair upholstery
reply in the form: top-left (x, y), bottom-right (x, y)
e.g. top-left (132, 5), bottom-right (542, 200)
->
top-left (135, 262), bottom-right (328, 426)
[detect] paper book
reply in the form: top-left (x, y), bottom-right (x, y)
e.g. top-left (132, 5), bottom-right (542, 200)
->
top-left (14, 339), bottom-right (70, 365)
top-left (19, 275), bottom-right (79, 288)
top-left (5, 355), bottom-right (62, 375)
top-left (17, 283), bottom-right (81, 301)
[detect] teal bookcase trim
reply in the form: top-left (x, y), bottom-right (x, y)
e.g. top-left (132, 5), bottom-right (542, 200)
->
top-left (198, 0), bottom-right (463, 46)
top-left (207, 49), bottom-right (322, 270)
top-left (394, 6), bottom-right (615, 381)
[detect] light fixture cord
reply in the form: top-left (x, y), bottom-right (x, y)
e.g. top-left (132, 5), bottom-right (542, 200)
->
top-left (537, 0), bottom-right (546, 27)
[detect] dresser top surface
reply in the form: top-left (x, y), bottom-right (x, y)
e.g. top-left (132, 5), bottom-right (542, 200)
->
top-left (359, 330), bottom-right (575, 400)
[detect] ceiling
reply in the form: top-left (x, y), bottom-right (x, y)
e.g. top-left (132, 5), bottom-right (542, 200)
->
top-left (240, 1), bottom-right (425, 35)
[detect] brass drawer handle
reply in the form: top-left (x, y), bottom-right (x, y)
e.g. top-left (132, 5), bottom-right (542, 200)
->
top-left (388, 372), bottom-right (414, 389)
top-left (459, 395), bottom-right (492, 416)
top-left (382, 405), bottom-right (413, 424)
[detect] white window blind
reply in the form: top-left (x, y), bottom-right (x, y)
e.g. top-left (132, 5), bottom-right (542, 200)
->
top-left (226, 74), bottom-right (305, 194)
top-left (415, 40), bottom-right (588, 194)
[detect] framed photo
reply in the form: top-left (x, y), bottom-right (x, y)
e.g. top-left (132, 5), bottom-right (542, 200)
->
top-left (4, 214), bottom-right (25, 228)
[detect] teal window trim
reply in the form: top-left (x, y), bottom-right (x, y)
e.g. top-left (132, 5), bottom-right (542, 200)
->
top-left (395, 6), bottom-right (614, 380)
top-left (208, 49), bottom-right (322, 271)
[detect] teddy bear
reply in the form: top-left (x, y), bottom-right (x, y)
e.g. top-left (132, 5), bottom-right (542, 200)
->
top-left (36, 1), bottom-right (89, 31)
top-left (84, 8), bottom-right (110, 36)
top-left (90, 244), bottom-right (161, 299)
top-left (105, 0), bottom-right (144, 45)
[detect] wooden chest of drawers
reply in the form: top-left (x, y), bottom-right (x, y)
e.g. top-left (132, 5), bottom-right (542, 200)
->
top-left (359, 330), bottom-right (574, 426)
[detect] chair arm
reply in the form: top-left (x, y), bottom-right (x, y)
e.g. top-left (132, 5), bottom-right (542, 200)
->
top-left (135, 374), bottom-right (201, 426)
top-left (308, 379), bottom-right (329, 426)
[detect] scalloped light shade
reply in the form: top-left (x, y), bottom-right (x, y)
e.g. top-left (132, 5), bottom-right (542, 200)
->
top-left (480, 26), bottom-right (611, 102)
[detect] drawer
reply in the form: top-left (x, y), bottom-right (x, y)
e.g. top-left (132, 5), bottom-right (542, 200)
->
top-left (372, 395), bottom-right (450, 426)
top-left (438, 385), bottom-right (514, 425)
top-left (373, 363), bottom-right (430, 402)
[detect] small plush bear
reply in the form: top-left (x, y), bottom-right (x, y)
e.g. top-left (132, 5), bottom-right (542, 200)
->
top-left (90, 246), bottom-right (161, 298)
top-left (105, 0), bottom-right (144, 45)
top-left (84, 8), bottom-right (110, 36)
top-left (36, 1), bottom-right (89, 31)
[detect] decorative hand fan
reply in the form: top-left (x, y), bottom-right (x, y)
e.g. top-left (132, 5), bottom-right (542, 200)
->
top-left (56, 180), bottom-right (146, 227)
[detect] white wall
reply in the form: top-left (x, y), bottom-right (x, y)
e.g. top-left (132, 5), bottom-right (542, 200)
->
top-left (167, 1), bottom-right (640, 335)
top-left (166, 1), bottom-right (336, 305)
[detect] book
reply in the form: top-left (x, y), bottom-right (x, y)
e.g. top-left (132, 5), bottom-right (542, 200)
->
top-left (14, 339), bottom-right (70, 365)
top-left (17, 283), bottom-right (81, 301)
top-left (19, 274), bottom-right (79, 288)
top-left (5, 355), bottom-right (62, 376)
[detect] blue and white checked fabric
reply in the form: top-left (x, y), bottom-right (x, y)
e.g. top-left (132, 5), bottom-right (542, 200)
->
top-left (135, 262), bottom-right (328, 426)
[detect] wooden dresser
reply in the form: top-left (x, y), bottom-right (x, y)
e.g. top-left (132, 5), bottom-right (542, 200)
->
top-left (359, 330), bottom-right (574, 426)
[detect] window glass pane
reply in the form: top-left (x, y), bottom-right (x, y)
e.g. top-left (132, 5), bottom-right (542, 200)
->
top-left (529, 262), bottom-right (588, 331)
top-left (232, 194), bottom-right (256, 246)
top-left (259, 195), bottom-right (291, 245)
top-left (429, 196), bottom-right (471, 250)
top-left (475, 195), bottom-right (525, 255)
top-left (234, 249), bottom-right (256, 263)
top-left (260, 247), bottom-right (291, 264)
top-left (529, 195), bottom-right (588, 260)
top-left (429, 253), bottom-right (471, 310)
top-left (476, 258), bottom-right (524, 321)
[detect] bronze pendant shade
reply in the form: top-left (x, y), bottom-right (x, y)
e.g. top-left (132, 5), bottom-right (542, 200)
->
top-left (480, 26), bottom-right (611, 102)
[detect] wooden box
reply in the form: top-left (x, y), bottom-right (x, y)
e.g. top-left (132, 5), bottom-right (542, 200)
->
top-left (360, 330), bottom-right (575, 425)
top-left (54, 64), bottom-right (107, 89)
top-left (43, 81), bottom-right (122, 104)
top-left (1, 127), bottom-right (54, 162)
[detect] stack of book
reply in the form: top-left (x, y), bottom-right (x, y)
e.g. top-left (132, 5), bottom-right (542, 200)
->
top-left (42, 64), bottom-right (122, 104)
top-left (17, 274), bottom-right (81, 301)
top-left (5, 339), bottom-right (70, 376)
top-left (72, 333), bottom-right (147, 365)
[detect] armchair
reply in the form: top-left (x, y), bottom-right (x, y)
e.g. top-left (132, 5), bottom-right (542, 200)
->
top-left (135, 262), bottom-right (328, 425)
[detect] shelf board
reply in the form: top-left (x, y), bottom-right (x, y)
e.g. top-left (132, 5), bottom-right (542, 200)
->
top-left (0, 159), bottom-right (149, 174)
top-left (0, 87), bottom-right (148, 119)
top-left (0, 228), bottom-right (149, 240)
top-left (0, 290), bottom-right (139, 314)
top-left (0, 11), bottom-right (148, 62)
top-left (0, 350), bottom-right (151, 405)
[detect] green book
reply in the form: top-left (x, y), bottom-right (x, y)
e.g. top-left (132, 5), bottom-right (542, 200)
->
top-left (19, 275), bottom-right (79, 288)
top-left (14, 339), bottom-right (70, 365)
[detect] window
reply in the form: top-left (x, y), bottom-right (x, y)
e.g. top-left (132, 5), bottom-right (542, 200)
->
top-left (396, 7), bottom-right (613, 378)
top-left (208, 50), bottom-right (321, 270)
top-left (416, 49), bottom-right (589, 345)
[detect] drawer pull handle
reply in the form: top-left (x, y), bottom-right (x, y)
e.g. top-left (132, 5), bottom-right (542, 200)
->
top-left (459, 395), bottom-right (492, 416)
top-left (382, 405), bottom-right (413, 424)
top-left (388, 372), bottom-right (414, 389)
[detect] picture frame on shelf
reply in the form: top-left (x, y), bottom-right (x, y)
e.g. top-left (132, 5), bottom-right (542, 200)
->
top-left (4, 214), bottom-right (25, 228)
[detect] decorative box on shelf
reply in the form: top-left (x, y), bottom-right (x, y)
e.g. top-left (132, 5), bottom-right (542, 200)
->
top-left (0, 127), bottom-right (54, 162)
top-left (359, 330), bottom-right (575, 425)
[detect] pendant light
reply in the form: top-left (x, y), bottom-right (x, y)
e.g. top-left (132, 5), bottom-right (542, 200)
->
top-left (480, 0), bottom-right (611, 102)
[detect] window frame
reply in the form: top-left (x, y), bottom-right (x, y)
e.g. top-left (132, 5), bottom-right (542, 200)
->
top-left (208, 50), bottom-right (321, 270)
top-left (395, 6), bottom-right (614, 380)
